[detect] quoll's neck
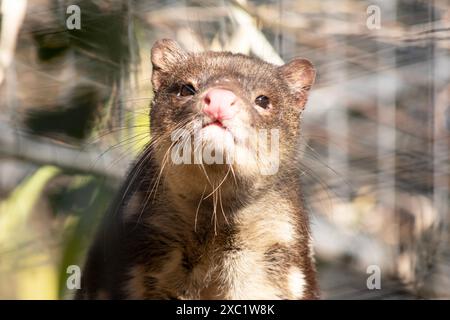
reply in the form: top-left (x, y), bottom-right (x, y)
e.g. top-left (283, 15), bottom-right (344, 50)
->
top-left (163, 163), bottom-right (270, 208)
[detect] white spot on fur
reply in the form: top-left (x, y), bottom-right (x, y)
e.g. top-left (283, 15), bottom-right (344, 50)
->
top-left (287, 267), bottom-right (306, 299)
top-left (220, 249), bottom-right (283, 299)
top-left (276, 221), bottom-right (295, 244)
top-left (237, 192), bottom-right (296, 248)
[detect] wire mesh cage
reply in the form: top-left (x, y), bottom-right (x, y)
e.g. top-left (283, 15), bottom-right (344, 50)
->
top-left (0, 0), bottom-right (449, 299)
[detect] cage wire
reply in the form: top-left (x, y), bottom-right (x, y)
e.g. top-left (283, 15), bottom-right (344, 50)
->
top-left (0, 0), bottom-right (449, 299)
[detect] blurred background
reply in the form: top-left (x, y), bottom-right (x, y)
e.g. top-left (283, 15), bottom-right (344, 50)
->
top-left (0, 0), bottom-right (449, 299)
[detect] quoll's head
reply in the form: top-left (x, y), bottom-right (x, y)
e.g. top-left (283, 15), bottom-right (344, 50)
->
top-left (149, 39), bottom-right (315, 189)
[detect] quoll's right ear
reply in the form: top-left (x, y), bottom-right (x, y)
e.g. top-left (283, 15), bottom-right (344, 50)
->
top-left (151, 39), bottom-right (188, 90)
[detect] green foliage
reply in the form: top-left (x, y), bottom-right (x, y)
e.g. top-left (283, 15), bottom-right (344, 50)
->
top-left (54, 176), bottom-right (116, 299)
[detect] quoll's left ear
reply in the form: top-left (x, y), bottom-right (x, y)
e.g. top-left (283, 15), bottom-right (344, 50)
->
top-left (278, 58), bottom-right (316, 103)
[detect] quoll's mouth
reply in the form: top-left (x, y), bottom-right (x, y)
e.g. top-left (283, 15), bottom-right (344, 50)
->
top-left (200, 119), bottom-right (236, 147)
top-left (202, 120), bottom-right (225, 129)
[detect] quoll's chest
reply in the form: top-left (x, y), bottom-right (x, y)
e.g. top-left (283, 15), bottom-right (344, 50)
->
top-left (169, 202), bottom-right (307, 299)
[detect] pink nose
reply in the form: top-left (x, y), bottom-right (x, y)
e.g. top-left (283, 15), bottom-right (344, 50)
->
top-left (202, 88), bottom-right (238, 121)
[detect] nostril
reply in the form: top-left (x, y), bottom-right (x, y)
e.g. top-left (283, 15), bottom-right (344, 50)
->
top-left (204, 95), bottom-right (211, 105)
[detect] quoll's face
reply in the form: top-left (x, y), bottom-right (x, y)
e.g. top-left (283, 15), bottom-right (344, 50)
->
top-left (150, 39), bottom-right (315, 178)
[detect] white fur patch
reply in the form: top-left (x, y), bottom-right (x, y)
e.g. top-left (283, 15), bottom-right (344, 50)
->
top-left (287, 267), bottom-right (306, 299)
top-left (276, 221), bottom-right (295, 244)
top-left (221, 249), bottom-right (283, 299)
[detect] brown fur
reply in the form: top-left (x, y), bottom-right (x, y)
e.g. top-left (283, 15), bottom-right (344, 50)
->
top-left (75, 39), bottom-right (319, 300)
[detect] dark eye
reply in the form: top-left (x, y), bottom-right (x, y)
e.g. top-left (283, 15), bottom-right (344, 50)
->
top-left (255, 95), bottom-right (270, 109)
top-left (178, 84), bottom-right (196, 97)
